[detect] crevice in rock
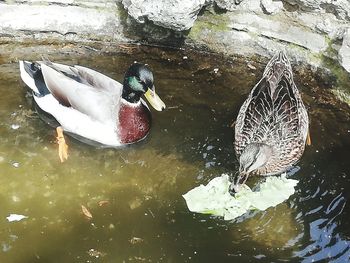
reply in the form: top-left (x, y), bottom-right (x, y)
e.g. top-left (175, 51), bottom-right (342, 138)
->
top-left (14, 0), bottom-right (78, 7)
top-left (319, 3), bottom-right (349, 21)
top-left (230, 27), bottom-right (248, 33)
top-left (258, 33), bottom-right (309, 51)
top-left (19, 29), bottom-right (78, 37)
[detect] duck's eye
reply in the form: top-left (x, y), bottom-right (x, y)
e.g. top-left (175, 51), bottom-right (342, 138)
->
top-left (135, 77), bottom-right (143, 83)
top-left (139, 79), bottom-right (146, 86)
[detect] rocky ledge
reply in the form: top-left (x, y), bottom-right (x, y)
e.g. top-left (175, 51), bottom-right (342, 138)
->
top-left (121, 1), bottom-right (349, 64)
top-left (0, 0), bottom-right (350, 103)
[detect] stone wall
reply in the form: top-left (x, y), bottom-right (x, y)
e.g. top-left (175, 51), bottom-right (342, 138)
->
top-left (120, 0), bottom-right (350, 76)
top-left (0, 0), bottom-right (127, 42)
top-left (0, 0), bottom-right (350, 82)
top-left (120, 0), bottom-right (350, 104)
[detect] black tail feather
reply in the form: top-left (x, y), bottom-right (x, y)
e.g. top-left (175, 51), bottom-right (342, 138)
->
top-left (22, 61), bottom-right (51, 96)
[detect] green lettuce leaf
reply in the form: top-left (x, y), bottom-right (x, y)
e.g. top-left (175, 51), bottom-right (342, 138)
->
top-left (183, 174), bottom-right (298, 220)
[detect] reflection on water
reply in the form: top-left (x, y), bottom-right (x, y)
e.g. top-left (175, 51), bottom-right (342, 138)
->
top-left (0, 43), bottom-right (350, 262)
top-left (240, 203), bottom-right (304, 248)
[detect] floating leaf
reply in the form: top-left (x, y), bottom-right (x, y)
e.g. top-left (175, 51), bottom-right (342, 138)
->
top-left (183, 173), bottom-right (298, 220)
top-left (6, 214), bottom-right (28, 222)
top-left (81, 205), bottom-right (93, 219)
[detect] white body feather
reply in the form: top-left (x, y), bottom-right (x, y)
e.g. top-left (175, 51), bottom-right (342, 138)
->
top-left (19, 61), bottom-right (127, 146)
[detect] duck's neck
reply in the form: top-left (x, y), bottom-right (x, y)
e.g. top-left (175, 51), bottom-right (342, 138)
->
top-left (118, 99), bottom-right (151, 144)
top-left (120, 98), bottom-right (142, 108)
top-left (122, 81), bottom-right (142, 103)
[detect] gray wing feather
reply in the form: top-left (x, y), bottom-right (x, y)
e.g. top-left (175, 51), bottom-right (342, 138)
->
top-left (234, 58), bottom-right (308, 161)
top-left (40, 63), bottom-right (121, 125)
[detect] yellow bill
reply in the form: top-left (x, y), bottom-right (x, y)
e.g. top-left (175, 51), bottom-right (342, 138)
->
top-left (144, 88), bottom-right (166, 111)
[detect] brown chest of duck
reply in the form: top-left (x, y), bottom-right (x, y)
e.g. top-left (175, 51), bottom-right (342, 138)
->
top-left (230, 51), bottom-right (309, 194)
top-left (19, 60), bottom-right (165, 161)
top-left (119, 63), bottom-right (166, 144)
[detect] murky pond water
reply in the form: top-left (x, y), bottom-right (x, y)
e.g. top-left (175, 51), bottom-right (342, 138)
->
top-left (0, 43), bottom-right (350, 263)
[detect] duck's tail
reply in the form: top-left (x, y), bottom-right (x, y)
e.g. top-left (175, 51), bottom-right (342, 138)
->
top-left (261, 51), bottom-right (294, 97)
top-left (19, 61), bottom-right (50, 96)
top-left (263, 51), bottom-right (292, 81)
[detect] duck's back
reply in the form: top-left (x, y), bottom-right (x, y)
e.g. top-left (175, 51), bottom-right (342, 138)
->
top-left (234, 52), bottom-right (308, 175)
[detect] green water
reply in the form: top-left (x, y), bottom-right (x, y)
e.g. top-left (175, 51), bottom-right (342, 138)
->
top-left (0, 43), bottom-right (350, 262)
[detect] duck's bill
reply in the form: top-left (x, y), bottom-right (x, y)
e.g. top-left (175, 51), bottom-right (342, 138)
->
top-left (144, 88), bottom-right (166, 111)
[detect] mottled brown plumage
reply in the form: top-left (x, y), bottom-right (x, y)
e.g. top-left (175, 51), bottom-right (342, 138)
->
top-left (231, 51), bottom-right (309, 193)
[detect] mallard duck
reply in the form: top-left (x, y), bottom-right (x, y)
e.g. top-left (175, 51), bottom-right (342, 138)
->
top-left (230, 51), bottom-right (309, 194)
top-left (19, 60), bottom-right (165, 161)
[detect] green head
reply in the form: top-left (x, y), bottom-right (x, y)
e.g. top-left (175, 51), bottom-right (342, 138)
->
top-left (122, 63), bottom-right (165, 111)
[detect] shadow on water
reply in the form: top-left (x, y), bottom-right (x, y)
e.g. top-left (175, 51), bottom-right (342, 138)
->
top-left (0, 43), bottom-right (350, 262)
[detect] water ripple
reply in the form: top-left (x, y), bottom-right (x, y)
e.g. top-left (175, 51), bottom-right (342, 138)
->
top-left (295, 190), bottom-right (349, 262)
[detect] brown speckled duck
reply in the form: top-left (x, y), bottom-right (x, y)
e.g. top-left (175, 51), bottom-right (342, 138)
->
top-left (230, 51), bottom-right (309, 194)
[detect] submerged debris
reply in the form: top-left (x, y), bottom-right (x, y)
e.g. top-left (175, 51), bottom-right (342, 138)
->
top-left (98, 200), bottom-right (109, 207)
top-left (128, 197), bottom-right (142, 210)
top-left (247, 63), bottom-right (256, 70)
top-left (87, 248), bottom-right (106, 258)
top-left (11, 162), bottom-right (20, 168)
top-left (10, 124), bottom-right (20, 130)
top-left (129, 237), bottom-right (144, 245)
top-left (81, 205), bottom-right (93, 219)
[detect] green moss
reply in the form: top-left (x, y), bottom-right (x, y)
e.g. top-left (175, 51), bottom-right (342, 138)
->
top-left (322, 58), bottom-right (350, 105)
top-left (322, 40), bottom-right (349, 86)
top-left (116, 1), bottom-right (129, 21)
top-left (189, 10), bottom-right (230, 39)
top-left (332, 89), bottom-right (350, 105)
top-left (286, 42), bottom-right (307, 52)
top-left (324, 57), bottom-right (350, 84)
top-left (315, 37), bottom-right (350, 105)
